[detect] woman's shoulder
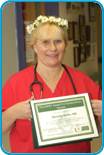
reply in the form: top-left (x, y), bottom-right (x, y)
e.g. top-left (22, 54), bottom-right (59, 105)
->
top-left (65, 64), bottom-right (98, 85)
top-left (65, 65), bottom-right (87, 77)
top-left (65, 64), bottom-right (95, 83)
top-left (4, 65), bottom-right (34, 85)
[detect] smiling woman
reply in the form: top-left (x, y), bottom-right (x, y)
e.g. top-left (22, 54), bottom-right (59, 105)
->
top-left (2, 15), bottom-right (102, 153)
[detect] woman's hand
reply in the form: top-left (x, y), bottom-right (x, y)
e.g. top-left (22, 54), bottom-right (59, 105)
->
top-left (12, 98), bottom-right (32, 120)
top-left (91, 100), bottom-right (102, 116)
top-left (91, 99), bottom-right (102, 130)
top-left (2, 97), bottom-right (33, 133)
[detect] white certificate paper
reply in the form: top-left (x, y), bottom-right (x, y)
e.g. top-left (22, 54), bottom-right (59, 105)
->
top-left (30, 93), bottom-right (99, 148)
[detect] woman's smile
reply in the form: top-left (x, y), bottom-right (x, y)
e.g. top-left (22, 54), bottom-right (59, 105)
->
top-left (46, 53), bottom-right (58, 57)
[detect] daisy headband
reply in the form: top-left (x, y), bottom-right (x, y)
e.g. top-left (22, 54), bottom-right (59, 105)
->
top-left (26, 15), bottom-right (68, 34)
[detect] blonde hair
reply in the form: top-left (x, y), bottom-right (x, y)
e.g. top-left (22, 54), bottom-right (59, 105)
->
top-left (28, 22), bottom-right (68, 48)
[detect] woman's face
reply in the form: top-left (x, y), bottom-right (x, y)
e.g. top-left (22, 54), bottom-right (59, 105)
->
top-left (33, 24), bottom-right (66, 67)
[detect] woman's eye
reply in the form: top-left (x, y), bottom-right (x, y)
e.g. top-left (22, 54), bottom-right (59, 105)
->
top-left (43, 40), bottom-right (49, 45)
top-left (55, 40), bottom-right (63, 44)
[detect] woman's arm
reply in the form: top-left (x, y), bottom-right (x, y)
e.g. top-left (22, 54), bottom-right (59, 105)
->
top-left (2, 99), bottom-right (32, 134)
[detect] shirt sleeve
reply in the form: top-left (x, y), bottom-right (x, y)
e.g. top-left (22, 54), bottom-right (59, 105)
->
top-left (83, 73), bottom-right (102, 100)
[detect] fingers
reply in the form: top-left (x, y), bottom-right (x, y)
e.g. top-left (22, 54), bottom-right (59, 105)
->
top-left (20, 100), bottom-right (32, 119)
top-left (91, 100), bottom-right (102, 116)
top-left (28, 115), bottom-right (32, 121)
top-left (92, 107), bottom-right (101, 116)
top-left (26, 103), bottom-right (32, 118)
top-left (15, 97), bottom-right (34, 120)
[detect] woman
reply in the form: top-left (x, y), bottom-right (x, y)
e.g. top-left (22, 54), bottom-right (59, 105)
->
top-left (2, 15), bottom-right (102, 153)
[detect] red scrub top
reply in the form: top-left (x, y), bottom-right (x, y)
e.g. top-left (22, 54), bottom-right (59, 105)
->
top-left (2, 65), bottom-right (101, 153)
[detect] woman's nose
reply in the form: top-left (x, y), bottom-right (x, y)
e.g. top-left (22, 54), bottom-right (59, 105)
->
top-left (50, 41), bottom-right (56, 50)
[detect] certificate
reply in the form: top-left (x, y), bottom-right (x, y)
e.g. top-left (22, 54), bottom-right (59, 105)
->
top-left (30, 93), bottom-right (99, 148)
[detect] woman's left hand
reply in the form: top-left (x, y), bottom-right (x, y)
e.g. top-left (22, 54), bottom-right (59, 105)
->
top-left (91, 100), bottom-right (102, 116)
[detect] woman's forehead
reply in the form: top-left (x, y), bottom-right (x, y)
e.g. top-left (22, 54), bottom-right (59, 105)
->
top-left (37, 24), bottom-right (63, 39)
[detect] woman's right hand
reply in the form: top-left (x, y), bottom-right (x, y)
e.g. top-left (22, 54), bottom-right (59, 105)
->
top-left (2, 98), bottom-right (33, 133)
top-left (13, 99), bottom-right (32, 120)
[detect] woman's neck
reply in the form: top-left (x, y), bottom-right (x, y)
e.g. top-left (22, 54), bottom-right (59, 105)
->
top-left (36, 63), bottom-right (63, 84)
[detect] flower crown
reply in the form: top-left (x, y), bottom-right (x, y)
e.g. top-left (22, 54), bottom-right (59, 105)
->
top-left (26, 15), bottom-right (68, 34)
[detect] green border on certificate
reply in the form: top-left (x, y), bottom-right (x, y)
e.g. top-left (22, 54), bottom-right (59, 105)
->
top-left (30, 93), bottom-right (99, 148)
